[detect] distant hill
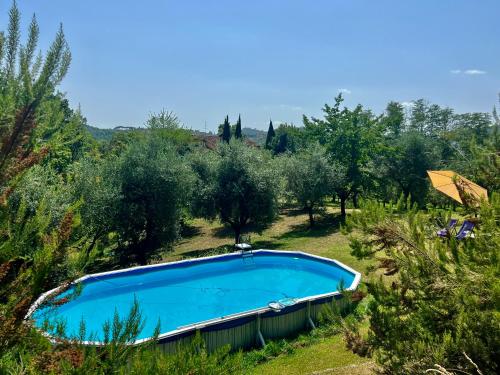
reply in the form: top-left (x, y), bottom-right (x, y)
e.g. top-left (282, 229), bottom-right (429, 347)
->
top-left (242, 127), bottom-right (266, 145)
top-left (85, 125), bottom-right (120, 141)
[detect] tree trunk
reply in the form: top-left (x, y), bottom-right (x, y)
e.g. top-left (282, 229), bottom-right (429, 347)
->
top-left (137, 249), bottom-right (147, 266)
top-left (307, 206), bottom-right (314, 227)
top-left (340, 197), bottom-right (346, 218)
top-left (234, 226), bottom-right (241, 244)
top-left (353, 192), bottom-right (359, 208)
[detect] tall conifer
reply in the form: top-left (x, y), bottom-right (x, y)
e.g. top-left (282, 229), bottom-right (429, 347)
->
top-left (265, 120), bottom-right (275, 148)
top-left (235, 114), bottom-right (242, 139)
top-left (221, 115), bottom-right (231, 143)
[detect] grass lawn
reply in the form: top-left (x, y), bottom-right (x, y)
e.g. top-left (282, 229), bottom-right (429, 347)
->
top-left (249, 335), bottom-right (374, 375)
top-left (168, 205), bottom-right (373, 278)
top-left (163, 205), bottom-right (376, 374)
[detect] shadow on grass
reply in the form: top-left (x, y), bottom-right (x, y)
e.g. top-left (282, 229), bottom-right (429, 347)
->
top-left (211, 225), bottom-right (234, 239)
top-left (211, 220), bottom-right (278, 239)
top-left (179, 223), bottom-right (202, 238)
top-left (251, 239), bottom-right (286, 250)
top-left (278, 212), bottom-right (344, 240)
top-left (282, 207), bottom-right (307, 217)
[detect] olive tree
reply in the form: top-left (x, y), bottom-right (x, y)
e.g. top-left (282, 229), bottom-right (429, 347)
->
top-left (188, 149), bottom-right (219, 220)
top-left (76, 136), bottom-right (194, 265)
top-left (282, 146), bottom-right (339, 226)
top-left (212, 140), bottom-right (278, 243)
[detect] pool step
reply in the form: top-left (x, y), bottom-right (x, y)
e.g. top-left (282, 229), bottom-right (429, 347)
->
top-left (241, 251), bottom-right (255, 267)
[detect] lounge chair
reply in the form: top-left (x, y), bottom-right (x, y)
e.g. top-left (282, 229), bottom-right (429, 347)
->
top-left (455, 220), bottom-right (475, 240)
top-left (437, 219), bottom-right (458, 238)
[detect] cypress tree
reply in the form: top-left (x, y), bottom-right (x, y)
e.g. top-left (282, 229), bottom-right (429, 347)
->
top-left (235, 114), bottom-right (242, 139)
top-left (221, 115), bottom-right (231, 143)
top-left (265, 120), bottom-right (275, 148)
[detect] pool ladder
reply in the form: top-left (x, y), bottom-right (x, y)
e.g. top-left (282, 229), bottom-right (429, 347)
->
top-left (241, 249), bottom-right (255, 267)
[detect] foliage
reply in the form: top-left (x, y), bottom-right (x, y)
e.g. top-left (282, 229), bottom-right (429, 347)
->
top-left (212, 140), bottom-right (278, 243)
top-left (345, 196), bottom-right (500, 374)
top-left (234, 114), bottom-right (242, 139)
top-left (78, 135), bottom-right (194, 265)
top-left (188, 149), bottom-right (219, 220)
top-left (145, 109), bottom-right (195, 154)
top-left (220, 115), bottom-right (231, 143)
top-left (282, 145), bottom-right (340, 226)
top-left (304, 94), bottom-right (384, 216)
top-left (378, 131), bottom-right (437, 206)
top-left (0, 1), bottom-right (71, 194)
top-left (265, 119), bottom-right (275, 149)
top-left (126, 333), bottom-right (243, 375)
top-left (269, 123), bottom-right (305, 155)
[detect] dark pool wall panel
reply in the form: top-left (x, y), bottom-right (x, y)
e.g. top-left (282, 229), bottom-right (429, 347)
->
top-left (157, 297), bottom-right (340, 354)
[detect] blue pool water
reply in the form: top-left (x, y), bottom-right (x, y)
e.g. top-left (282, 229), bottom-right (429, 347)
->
top-left (32, 251), bottom-right (357, 342)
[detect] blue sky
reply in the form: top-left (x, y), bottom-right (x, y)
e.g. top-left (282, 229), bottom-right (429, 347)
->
top-left (2, 1), bottom-right (499, 131)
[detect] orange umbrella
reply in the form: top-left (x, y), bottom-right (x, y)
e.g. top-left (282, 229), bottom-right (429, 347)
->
top-left (427, 170), bottom-right (488, 205)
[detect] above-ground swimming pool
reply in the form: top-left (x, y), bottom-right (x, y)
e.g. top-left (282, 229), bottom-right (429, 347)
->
top-left (29, 250), bottom-right (360, 349)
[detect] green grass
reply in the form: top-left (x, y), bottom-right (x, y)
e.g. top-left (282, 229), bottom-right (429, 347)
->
top-left (168, 205), bottom-right (373, 279)
top-left (162, 205), bottom-right (376, 374)
top-left (249, 335), bottom-right (373, 375)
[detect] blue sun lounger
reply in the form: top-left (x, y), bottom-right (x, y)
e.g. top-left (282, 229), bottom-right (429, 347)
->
top-left (437, 219), bottom-right (458, 238)
top-left (455, 220), bottom-right (475, 240)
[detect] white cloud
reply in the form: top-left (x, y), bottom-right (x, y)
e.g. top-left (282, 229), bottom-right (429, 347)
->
top-left (450, 68), bottom-right (486, 75)
top-left (464, 69), bottom-right (486, 75)
top-left (401, 101), bottom-right (415, 108)
top-left (338, 88), bottom-right (352, 95)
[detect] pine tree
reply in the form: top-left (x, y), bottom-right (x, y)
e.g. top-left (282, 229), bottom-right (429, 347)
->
top-left (0, 1), bottom-right (71, 194)
top-left (221, 116), bottom-right (231, 143)
top-left (235, 115), bottom-right (242, 139)
top-left (265, 120), bottom-right (275, 148)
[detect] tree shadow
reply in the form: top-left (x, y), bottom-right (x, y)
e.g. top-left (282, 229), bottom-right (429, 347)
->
top-left (283, 207), bottom-right (308, 217)
top-left (211, 220), bottom-right (278, 239)
top-left (211, 225), bottom-right (234, 239)
top-left (278, 212), bottom-right (344, 240)
top-left (251, 239), bottom-right (286, 250)
top-left (179, 223), bottom-right (202, 238)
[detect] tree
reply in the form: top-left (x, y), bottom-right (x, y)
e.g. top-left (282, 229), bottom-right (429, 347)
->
top-left (80, 136), bottom-right (194, 265)
top-left (270, 123), bottom-right (305, 155)
top-left (221, 115), bottom-right (231, 143)
top-left (145, 109), bottom-right (194, 152)
top-left (0, 1), bottom-right (71, 194)
top-left (346, 195), bottom-right (500, 374)
top-left (213, 140), bottom-right (278, 243)
top-left (188, 149), bottom-right (218, 220)
top-left (36, 96), bottom-right (96, 174)
top-left (145, 108), bottom-right (179, 129)
top-left (304, 95), bottom-right (383, 217)
top-left (72, 157), bottom-right (121, 262)
top-left (234, 114), bottom-right (242, 139)
top-left (116, 136), bottom-right (194, 264)
top-left (283, 146), bottom-right (338, 226)
top-left (379, 132), bottom-right (436, 206)
top-left (408, 98), bottom-right (427, 133)
top-left (265, 120), bottom-right (275, 148)
top-left (382, 101), bottom-right (405, 138)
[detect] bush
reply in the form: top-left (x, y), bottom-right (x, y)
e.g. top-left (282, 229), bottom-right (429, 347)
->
top-left (346, 194), bottom-right (500, 374)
